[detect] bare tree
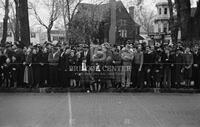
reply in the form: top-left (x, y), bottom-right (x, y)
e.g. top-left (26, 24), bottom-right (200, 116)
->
top-left (13, 0), bottom-right (20, 41)
top-left (30, 0), bottom-right (60, 42)
top-left (135, 6), bottom-right (156, 35)
top-left (1, 0), bottom-right (9, 45)
top-left (59, 0), bottom-right (82, 43)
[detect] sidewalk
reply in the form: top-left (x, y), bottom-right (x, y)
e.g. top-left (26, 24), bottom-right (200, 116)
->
top-left (0, 87), bottom-right (199, 93)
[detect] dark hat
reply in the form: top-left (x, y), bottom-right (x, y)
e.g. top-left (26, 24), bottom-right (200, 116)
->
top-left (176, 47), bottom-right (183, 52)
top-left (5, 43), bottom-right (12, 48)
top-left (83, 44), bottom-right (89, 48)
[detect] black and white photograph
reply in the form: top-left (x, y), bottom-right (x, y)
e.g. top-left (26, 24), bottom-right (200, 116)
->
top-left (0, 0), bottom-right (200, 127)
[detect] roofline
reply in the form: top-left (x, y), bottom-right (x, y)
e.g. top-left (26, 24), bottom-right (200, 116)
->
top-left (77, 1), bottom-right (140, 27)
top-left (116, 1), bottom-right (140, 27)
top-left (156, 2), bottom-right (168, 7)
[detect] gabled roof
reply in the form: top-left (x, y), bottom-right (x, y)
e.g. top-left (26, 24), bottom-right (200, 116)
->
top-left (76, 1), bottom-right (140, 27)
top-left (76, 3), bottom-right (109, 22)
top-left (115, 1), bottom-right (140, 27)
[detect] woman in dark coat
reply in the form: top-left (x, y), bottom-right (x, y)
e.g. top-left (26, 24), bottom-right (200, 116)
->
top-left (162, 48), bottom-right (173, 89)
top-left (153, 49), bottom-right (163, 88)
top-left (0, 50), bottom-right (7, 87)
top-left (3, 57), bottom-right (12, 88)
top-left (192, 46), bottom-right (200, 89)
top-left (10, 55), bottom-right (18, 88)
top-left (74, 51), bottom-right (82, 88)
top-left (172, 49), bottom-right (184, 88)
top-left (58, 48), bottom-right (67, 88)
top-left (15, 47), bottom-right (25, 88)
top-left (32, 47), bottom-right (43, 88)
top-left (183, 47), bottom-right (193, 88)
top-left (23, 47), bottom-right (34, 88)
top-left (143, 46), bottom-right (155, 88)
top-left (68, 50), bottom-right (77, 88)
top-left (131, 45), bottom-right (144, 89)
top-left (41, 47), bottom-right (49, 87)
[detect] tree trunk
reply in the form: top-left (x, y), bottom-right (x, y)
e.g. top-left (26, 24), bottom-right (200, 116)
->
top-left (68, 22), bottom-right (72, 44)
top-left (47, 28), bottom-right (51, 42)
top-left (1, 0), bottom-right (9, 45)
top-left (14, 0), bottom-right (20, 41)
top-left (61, 1), bottom-right (68, 43)
top-left (175, 0), bottom-right (191, 41)
top-left (63, 17), bottom-right (68, 43)
top-left (168, 0), bottom-right (178, 44)
top-left (195, 1), bottom-right (200, 40)
top-left (64, 25), bottom-right (68, 43)
top-left (19, 0), bottom-right (30, 47)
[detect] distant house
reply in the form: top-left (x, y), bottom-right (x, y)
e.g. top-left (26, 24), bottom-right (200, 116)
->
top-left (40, 30), bottom-right (66, 43)
top-left (50, 30), bottom-right (65, 42)
top-left (0, 22), bottom-right (14, 42)
top-left (152, 0), bottom-right (200, 44)
top-left (74, 0), bottom-right (143, 45)
top-left (0, 22), bottom-right (42, 44)
top-left (153, 1), bottom-right (172, 44)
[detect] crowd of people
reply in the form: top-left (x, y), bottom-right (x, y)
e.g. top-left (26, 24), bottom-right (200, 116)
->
top-left (0, 40), bottom-right (200, 92)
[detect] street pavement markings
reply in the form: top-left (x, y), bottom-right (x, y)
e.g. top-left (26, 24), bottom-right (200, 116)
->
top-left (68, 92), bottom-right (75, 127)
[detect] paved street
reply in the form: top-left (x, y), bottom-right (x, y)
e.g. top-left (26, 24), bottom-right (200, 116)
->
top-left (0, 93), bottom-right (200, 127)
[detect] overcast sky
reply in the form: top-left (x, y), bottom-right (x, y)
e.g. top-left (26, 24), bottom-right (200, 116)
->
top-left (0, 0), bottom-right (198, 31)
top-left (29, 0), bottom-right (159, 30)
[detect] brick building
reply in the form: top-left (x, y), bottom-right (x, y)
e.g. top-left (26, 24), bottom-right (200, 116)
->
top-left (74, 0), bottom-right (142, 45)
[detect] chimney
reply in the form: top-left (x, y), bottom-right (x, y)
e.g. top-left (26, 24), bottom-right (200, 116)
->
top-left (109, 0), bottom-right (116, 45)
top-left (129, 6), bottom-right (135, 20)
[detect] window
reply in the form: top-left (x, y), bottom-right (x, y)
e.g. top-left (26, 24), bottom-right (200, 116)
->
top-left (158, 25), bottom-right (161, 33)
top-left (120, 19), bottom-right (127, 26)
top-left (53, 36), bottom-right (59, 41)
top-left (124, 30), bottom-right (127, 38)
top-left (31, 33), bottom-right (36, 38)
top-left (119, 29), bottom-right (127, 38)
top-left (163, 27), bottom-right (167, 33)
top-left (136, 27), bottom-right (140, 35)
top-left (163, 23), bottom-right (168, 33)
top-left (7, 32), bottom-right (12, 37)
top-left (164, 8), bottom-right (168, 15)
top-left (159, 8), bottom-right (162, 15)
top-left (59, 37), bottom-right (64, 41)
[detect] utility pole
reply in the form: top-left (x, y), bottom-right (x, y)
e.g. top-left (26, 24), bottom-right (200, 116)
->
top-left (109, 0), bottom-right (116, 45)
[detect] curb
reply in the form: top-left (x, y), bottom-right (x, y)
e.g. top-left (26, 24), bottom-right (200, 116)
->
top-left (0, 88), bottom-right (199, 93)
